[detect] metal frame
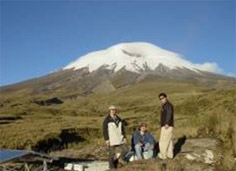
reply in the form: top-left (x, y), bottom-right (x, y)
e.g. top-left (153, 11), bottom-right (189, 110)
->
top-left (0, 150), bottom-right (56, 171)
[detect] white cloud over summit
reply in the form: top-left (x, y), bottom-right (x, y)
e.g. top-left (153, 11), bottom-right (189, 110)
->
top-left (195, 62), bottom-right (223, 74)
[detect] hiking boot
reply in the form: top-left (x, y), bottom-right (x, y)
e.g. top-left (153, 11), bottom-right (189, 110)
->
top-left (161, 158), bottom-right (167, 163)
top-left (154, 156), bottom-right (160, 162)
top-left (119, 158), bottom-right (127, 165)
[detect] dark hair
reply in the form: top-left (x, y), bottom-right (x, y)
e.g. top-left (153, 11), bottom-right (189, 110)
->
top-left (159, 93), bottom-right (167, 98)
top-left (139, 122), bottom-right (147, 128)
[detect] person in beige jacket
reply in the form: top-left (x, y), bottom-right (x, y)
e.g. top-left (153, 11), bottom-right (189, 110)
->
top-left (103, 105), bottom-right (128, 169)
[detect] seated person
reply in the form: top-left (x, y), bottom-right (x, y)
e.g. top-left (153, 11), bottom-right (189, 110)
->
top-left (132, 122), bottom-right (156, 160)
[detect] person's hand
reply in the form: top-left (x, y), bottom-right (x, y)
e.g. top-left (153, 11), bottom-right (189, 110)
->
top-left (105, 140), bottom-right (110, 147)
top-left (123, 138), bottom-right (127, 144)
top-left (150, 144), bottom-right (154, 150)
top-left (165, 124), bottom-right (169, 129)
top-left (138, 142), bottom-right (143, 147)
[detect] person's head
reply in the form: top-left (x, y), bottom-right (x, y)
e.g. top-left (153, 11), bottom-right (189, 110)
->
top-left (159, 93), bottom-right (168, 105)
top-left (108, 105), bottom-right (117, 116)
top-left (139, 122), bottom-right (148, 132)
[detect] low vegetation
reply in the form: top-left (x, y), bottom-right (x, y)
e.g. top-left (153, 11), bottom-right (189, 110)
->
top-left (0, 79), bottom-right (235, 170)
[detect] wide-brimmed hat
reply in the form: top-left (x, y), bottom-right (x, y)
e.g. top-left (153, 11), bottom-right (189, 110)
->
top-left (108, 105), bottom-right (117, 110)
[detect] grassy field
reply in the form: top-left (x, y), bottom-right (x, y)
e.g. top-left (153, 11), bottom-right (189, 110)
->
top-left (0, 78), bottom-right (235, 169)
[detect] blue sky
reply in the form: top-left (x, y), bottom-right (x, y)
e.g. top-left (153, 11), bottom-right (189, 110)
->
top-left (1, 0), bottom-right (235, 86)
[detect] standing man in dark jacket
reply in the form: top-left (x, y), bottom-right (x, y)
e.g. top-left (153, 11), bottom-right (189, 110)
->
top-left (103, 105), bottom-right (128, 169)
top-left (158, 93), bottom-right (174, 160)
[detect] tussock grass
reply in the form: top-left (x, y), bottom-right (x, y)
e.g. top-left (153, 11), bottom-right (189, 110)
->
top-left (0, 80), bottom-right (235, 169)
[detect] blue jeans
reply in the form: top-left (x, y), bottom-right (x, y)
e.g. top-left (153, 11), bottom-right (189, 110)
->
top-left (134, 143), bottom-right (153, 160)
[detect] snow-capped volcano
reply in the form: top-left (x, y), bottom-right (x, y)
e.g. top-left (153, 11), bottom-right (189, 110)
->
top-left (64, 42), bottom-right (221, 74)
top-left (1, 42), bottom-right (234, 95)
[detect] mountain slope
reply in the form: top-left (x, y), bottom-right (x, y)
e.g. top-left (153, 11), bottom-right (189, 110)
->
top-left (0, 42), bottom-right (236, 170)
top-left (0, 42), bottom-right (235, 97)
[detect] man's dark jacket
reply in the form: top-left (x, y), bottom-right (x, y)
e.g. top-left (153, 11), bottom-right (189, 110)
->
top-left (160, 101), bottom-right (174, 127)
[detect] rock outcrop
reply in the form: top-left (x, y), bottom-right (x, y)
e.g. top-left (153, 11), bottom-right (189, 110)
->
top-left (114, 138), bottom-right (222, 171)
top-left (49, 138), bottom-right (224, 171)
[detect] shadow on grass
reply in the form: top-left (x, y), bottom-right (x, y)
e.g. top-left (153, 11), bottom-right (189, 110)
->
top-left (59, 128), bottom-right (86, 149)
top-left (154, 142), bottom-right (160, 158)
top-left (0, 116), bottom-right (23, 125)
top-left (33, 128), bottom-right (86, 153)
top-left (174, 135), bottom-right (186, 158)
